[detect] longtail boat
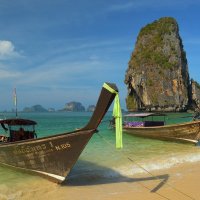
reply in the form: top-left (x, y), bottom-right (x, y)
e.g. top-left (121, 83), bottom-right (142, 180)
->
top-left (0, 83), bottom-right (119, 183)
top-left (123, 113), bottom-right (200, 144)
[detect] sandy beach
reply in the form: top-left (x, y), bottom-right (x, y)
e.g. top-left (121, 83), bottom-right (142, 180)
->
top-left (62, 161), bottom-right (200, 200)
top-left (1, 160), bottom-right (199, 200)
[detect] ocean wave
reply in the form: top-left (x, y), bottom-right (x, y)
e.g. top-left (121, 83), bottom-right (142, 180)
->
top-left (114, 151), bottom-right (200, 176)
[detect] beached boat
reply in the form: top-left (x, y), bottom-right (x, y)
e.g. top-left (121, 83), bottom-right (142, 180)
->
top-left (123, 113), bottom-right (200, 144)
top-left (0, 83), bottom-right (119, 183)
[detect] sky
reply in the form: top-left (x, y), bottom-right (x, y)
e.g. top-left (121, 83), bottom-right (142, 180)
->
top-left (0, 0), bottom-right (200, 111)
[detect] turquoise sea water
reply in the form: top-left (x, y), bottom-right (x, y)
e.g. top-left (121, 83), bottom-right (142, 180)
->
top-left (0, 112), bottom-right (200, 199)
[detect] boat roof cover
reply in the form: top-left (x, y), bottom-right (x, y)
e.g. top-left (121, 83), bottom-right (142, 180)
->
top-left (0, 118), bottom-right (37, 126)
top-left (124, 113), bottom-right (166, 118)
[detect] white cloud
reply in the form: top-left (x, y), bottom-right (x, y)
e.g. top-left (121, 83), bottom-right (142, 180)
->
top-left (16, 61), bottom-right (102, 85)
top-left (108, 2), bottom-right (135, 12)
top-left (0, 68), bottom-right (22, 79)
top-left (0, 40), bottom-right (21, 60)
top-left (107, 0), bottom-right (200, 12)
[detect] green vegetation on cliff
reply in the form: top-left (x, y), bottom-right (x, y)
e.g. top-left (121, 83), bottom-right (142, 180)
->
top-left (139, 17), bottom-right (176, 36)
top-left (129, 17), bottom-right (182, 70)
top-left (125, 17), bottom-right (190, 111)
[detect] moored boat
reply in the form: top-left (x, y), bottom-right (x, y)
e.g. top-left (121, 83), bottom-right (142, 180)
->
top-left (0, 82), bottom-right (119, 183)
top-left (123, 112), bottom-right (200, 144)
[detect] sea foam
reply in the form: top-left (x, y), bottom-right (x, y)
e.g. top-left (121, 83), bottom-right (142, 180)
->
top-left (114, 151), bottom-right (200, 177)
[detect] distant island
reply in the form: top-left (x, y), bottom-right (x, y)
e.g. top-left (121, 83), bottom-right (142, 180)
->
top-left (20, 102), bottom-right (96, 113)
top-left (23, 105), bottom-right (48, 112)
top-left (60, 101), bottom-right (85, 112)
top-left (87, 105), bottom-right (96, 112)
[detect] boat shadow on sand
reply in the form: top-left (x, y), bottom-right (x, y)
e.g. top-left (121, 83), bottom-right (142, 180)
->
top-left (63, 160), bottom-right (169, 193)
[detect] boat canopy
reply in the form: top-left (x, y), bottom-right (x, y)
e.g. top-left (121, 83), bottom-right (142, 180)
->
top-left (0, 118), bottom-right (37, 126)
top-left (124, 113), bottom-right (166, 118)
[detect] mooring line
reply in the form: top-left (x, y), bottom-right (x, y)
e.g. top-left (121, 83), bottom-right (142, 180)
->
top-left (96, 131), bottom-right (196, 200)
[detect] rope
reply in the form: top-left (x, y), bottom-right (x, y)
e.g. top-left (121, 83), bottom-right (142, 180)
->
top-left (96, 131), bottom-right (196, 200)
top-left (100, 119), bottom-right (113, 123)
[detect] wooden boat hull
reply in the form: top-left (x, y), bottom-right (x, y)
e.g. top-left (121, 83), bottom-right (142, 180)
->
top-left (124, 120), bottom-right (200, 144)
top-left (0, 129), bottom-right (95, 183)
top-left (0, 82), bottom-right (119, 183)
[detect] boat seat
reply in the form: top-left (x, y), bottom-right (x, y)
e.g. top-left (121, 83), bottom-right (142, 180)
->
top-left (10, 130), bottom-right (21, 141)
top-left (144, 121), bottom-right (164, 127)
top-left (124, 121), bottom-right (144, 127)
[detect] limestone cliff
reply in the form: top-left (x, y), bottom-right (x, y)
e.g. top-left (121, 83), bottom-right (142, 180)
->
top-left (125, 17), bottom-right (190, 111)
top-left (190, 80), bottom-right (200, 109)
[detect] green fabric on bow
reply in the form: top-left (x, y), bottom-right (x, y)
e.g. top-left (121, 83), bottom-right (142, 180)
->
top-left (103, 83), bottom-right (123, 149)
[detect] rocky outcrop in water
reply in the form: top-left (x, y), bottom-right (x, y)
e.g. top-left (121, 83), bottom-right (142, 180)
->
top-left (190, 80), bottom-right (200, 109)
top-left (23, 105), bottom-right (48, 112)
top-left (87, 105), bottom-right (96, 112)
top-left (125, 17), bottom-right (199, 112)
top-left (64, 102), bottom-right (85, 112)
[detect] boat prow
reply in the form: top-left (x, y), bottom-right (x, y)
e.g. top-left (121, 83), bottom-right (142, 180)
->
top-left (0, 82), bottom-right (119, 183)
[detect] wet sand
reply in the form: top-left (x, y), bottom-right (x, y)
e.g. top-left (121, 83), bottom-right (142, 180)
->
top-left (65, 161), bottom-right (199, 200)
top-left (1, 161), bottom-right (199, 200)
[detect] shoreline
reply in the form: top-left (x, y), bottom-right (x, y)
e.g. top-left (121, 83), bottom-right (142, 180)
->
top-left (6, 160), bottom-right (199, 200)
top-left (64, 161), bottom-right (200, 200)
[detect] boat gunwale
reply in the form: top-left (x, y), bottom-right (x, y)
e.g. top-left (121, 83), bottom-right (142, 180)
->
top-left (123, 119), bottom-right (200, 130)
top-left (124, 112), bottom-right (166, 117)
top-left (0, 128), bottom-right (96, 147)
